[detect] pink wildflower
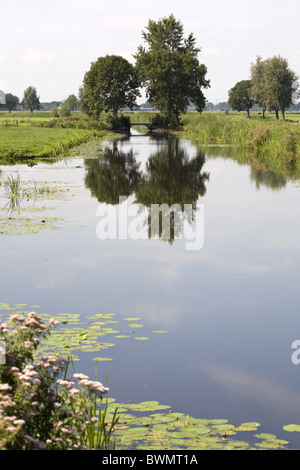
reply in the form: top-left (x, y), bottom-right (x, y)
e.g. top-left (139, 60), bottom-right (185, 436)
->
top-left (0, 384), bottom-right (12, 392)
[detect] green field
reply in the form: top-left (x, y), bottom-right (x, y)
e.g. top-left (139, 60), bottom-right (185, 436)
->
top-left (0, 126), bottom-right (104, 159)
top-left (0, 112), bottom-right (110, 161)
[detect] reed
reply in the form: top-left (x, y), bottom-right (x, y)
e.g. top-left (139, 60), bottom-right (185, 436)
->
top-left (180, 112), bottom-right (300, 178)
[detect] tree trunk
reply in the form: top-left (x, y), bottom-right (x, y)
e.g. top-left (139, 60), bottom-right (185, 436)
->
top-left (281, 109), bottom-right (285, 120)
top-left (275, 109), bottom-right (279, 119)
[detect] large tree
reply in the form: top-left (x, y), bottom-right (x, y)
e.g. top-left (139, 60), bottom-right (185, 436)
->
top-left (22, 86), bottom-right (40, 113)
top-left (250, 56), bottom-right (268, 118)
top-left (134, 14), bottom-right (210, 128)
top-left (3, 93), bottom-right (19, 112)
top-left (83, 55), bottom-right (140, 120)
top-left (228, 80), bottom-right (254, 118)
top-left (250, 55), bottom-right (297, 119)
top-left (263, 56), bottom-right (297, 120)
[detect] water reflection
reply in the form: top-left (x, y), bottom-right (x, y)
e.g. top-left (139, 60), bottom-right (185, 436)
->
top-left (84, 141), bottom-right (141, 205)
top-left (84, 135), bottom-right (209, 244)
top-left (249, 168), bottom-right (287, 191)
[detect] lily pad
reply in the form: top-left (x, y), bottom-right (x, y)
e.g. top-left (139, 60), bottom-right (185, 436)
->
top-left (283, 424), bottom-right (300, 432)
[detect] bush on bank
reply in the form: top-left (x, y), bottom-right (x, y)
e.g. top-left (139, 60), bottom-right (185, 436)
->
top-left (0, 312), bottom-right (117, 450)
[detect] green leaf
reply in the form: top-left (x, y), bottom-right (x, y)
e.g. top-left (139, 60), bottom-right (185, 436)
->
top-left (283, 424), bottom-right (300, 432)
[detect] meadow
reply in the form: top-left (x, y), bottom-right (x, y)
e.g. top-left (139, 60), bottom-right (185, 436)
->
top-left (0, 112), bottom-right (110, 161)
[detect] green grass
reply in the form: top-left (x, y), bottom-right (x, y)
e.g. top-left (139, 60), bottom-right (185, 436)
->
top-left (126, 110), bottom-right (300, 178)
top-left (180, 112), bottom-right (300, 178)
top-left (0, 112), bottom-right (111, 160)
top-left (0, 126), bottom-right (105, 159)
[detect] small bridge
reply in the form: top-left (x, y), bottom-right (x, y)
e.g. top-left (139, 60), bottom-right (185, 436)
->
top-left (131, 122), bottom-right (149, 126)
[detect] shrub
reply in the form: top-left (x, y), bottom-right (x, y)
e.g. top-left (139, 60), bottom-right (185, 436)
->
top-left (148, 113), bottom-right (178, 131)
top-left (106, 113), bottom-right (131, 131)
top-left (51, 106), bottom-right (59, 118)
top-left (0, 312), bottom-right (117, 450)
top-left (283, 133), bottom-right (297, 156)
top-left (246, 127), bottom-right (271, 149)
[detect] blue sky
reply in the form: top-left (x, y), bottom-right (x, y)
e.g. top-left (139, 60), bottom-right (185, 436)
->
top-left (0, 0), bottom-right (299, 103)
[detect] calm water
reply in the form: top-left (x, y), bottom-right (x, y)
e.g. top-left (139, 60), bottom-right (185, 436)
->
top-left (1, 130), bottom-right (300, 447)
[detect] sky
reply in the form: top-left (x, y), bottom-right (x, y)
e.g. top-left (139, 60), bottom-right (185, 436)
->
top-left (0, 0), bottom-right (299, 104)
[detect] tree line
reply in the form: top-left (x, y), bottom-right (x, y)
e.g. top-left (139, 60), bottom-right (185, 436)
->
top-left (228, 56), bottom-right (298, 119)
top-left (1, 15), bottom-right (299, 125)
top-left (0, 86), bottom-right (80, 116)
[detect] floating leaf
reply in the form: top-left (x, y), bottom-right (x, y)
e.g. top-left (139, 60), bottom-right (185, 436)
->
top-left (124, 317), bottom-right (141, 321)
top-left (124, 401), bottom-right (171, 413)
top-left (92, 357), bottom-right (113, 362)
top-left (254, 433), bottom-right (277, 440)
top-left (283, 424), bottom-right (300, 432)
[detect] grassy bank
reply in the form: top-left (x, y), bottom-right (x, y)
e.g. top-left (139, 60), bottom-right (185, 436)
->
top-left (180, 112), bottom-right (300, 178)
top-left (127, 111), bottom-right (300, 178)
top-left (0, 112), bottom-right (112, 161)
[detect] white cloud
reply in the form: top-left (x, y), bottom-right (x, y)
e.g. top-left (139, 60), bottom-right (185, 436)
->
top-left (20, 48), bottom-right (56, 64)
top-left (196, 362), bottom-right (300, 411)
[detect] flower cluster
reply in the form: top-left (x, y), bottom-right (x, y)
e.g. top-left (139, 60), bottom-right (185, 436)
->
top-left (0, 311), bottom-right (114, 450)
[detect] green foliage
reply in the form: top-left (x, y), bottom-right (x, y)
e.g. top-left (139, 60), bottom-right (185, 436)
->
top-left (22, 86), bottom-right (40, 113)
top-left (0, 312), bottom-right (117, 450)
top-left (51, 106), bottom-right (59, 118)
top-left (250, 55), bottom-right (297, 119)
top-left (134, 14), bottom-right (209, 128)
top-left (105, 113), bottom-right (131, 131)
top-left (246, 127), bottom-right (271, 148)
top-left (228, 80), bottom-right (254, 117)
top-left (0, 116), bottom-right (109, 160)
top-left (3, 94), bottom-right (20, 113)
top-left (180, 112), bottom-right (300, 177)
top-left (83, 55), bottom-right (140, 120)
top-left (59, 100), bottom-right (71, 117)
top-left (148, 112), bottom-right (175, 131)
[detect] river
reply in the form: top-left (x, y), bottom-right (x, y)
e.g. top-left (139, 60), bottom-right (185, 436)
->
top-left (1, 129), bottom-right (300, 448)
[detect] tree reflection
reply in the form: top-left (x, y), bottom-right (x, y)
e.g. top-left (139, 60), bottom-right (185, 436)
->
top-left (84, 141), bottom-right (141, 205)
top-left (85, 135), bottom-right (209, 244)
top-left (134, 136), bottom-right (209, 243)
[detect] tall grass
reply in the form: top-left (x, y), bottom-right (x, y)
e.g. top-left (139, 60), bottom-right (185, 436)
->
top-left (180, 113), bottom-right (300, 178)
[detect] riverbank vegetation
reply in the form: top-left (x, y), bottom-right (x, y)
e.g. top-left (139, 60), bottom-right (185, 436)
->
top-left (0, 310), bottom-right (118, 450)
top-left (0, 112), bottom-right (113, 161)
top-left (180, 112), bottom-right (300, 178)
top-left (126, 110), bottom-right (300, 178)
